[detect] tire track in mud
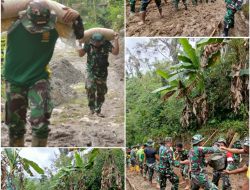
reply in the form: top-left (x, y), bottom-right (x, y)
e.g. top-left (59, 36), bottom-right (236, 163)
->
top-left (126, 0), bottom-right (248, 37)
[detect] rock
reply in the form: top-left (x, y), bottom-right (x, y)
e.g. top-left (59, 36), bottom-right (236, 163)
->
top-left (79, 116), bottom-right (91, 123)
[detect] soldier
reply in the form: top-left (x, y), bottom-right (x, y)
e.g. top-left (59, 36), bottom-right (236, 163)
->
top-left (175, 143), bottom-right (190, 190)
top-left (136, 144), bottom-right (146, 175)
top-left (3, 0), bottom-right (83, 147)
top-left (223, 138), bottom-right (249, 190)
top-left (130, 146), bottom-right (137, 169)
top-left (78, 32), bottom-right (119, 117)
top-left (174, 0), bottom-right (187, 11)
top-left (223, 0), bottom-right (243, 36)
top-left (139, 0), bottom-right (163, 25)
top-left (158, 137), bottom-right (180, 190)
top-left (212, 137), bottom-right (233, 190)
top-left (144, 139), bottom-right (159, 186)
top-left (189, 134), bottom-right (221, 190)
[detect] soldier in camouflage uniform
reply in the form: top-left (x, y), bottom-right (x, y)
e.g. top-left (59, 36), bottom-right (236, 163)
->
top-left (3, 0), bottom-right (83, 147)
top-left (189, 134), bottom-right (221, 190)
top-left (158, 137), bottom-right (179, 190)
top-left (223, 0), bottom-right (243, 36)
top-left (78, 32), bottom-right (119, 117)
top-left (212, 137), bottom-right (234, 190)
top-left (175, 143), bottom-right (190, 190)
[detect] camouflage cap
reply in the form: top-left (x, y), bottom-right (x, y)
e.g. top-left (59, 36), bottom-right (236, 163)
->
top-left (21, 0), bottom-right (57, 33)
top-left (91, 32), bottom-right (104, 42)
top-left (146, 139), bottom-right (154, 147)
top-left (165, 137), bottom-right (172, 142)
top-left (232, 140), bottom-right (242, 149)
top-left (192, 134), bottom-right (205, 145)
top-left (217, 137), bottom-right (227, 146)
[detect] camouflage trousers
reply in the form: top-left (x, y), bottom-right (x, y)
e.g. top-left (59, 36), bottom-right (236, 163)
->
top-left (85, 76), bottom-right (107, 113)
top-left (5, 79), bottom-right (53, 139)
top-left (224, 8), bottom-right (235, 29)
top-left (159, 169), bottom-right (179, 190)
top-left (212, 170), bottom-right (232, 190)
top-left (180, 164), bottom-right (189, 179)
top-left (174, 0), bottom-right (187, 9)
top-left (139, 161), bottom-right (144, 175)
top-left (129, 0), bottom-right (136, 13)
top-left (191, 172), bottom-right (218, 190)
top-left (144, 163), bottom-right (155, 182)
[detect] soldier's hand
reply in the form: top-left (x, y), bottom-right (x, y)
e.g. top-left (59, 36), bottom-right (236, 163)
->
top-left (114, 33), bottom-right (119, 40)
top-left (62, 7), bottom-right (80, 23)
top-left (222, 170), bottom-right (231, 174)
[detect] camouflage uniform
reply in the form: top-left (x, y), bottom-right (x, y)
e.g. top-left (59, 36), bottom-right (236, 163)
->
top-left (3, 0), bottom-right (58, 147)
top-left (223, 0), bottom-right (243, 36)
top-left (83, 40), bottom-right (113, 114)
top-left (177, 149), bottom-right (189, 179)
top-left (158, 146), bottom-right (179, 190)
top-left (5, 80), bottom-right (53, 139)
top-left (140, 0), bottom-right (162, 12)
top-left (189, 146), bottom-right (220, 190)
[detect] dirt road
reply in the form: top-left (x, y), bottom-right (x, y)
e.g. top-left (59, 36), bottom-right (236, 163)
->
top-left (1, 37), bottom-right (125, 147)
top-left (126, 0), bottom-right (249, 37)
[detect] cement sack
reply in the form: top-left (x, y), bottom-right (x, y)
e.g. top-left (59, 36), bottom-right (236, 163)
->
top-left (81, 28), bottom-right (116, 43)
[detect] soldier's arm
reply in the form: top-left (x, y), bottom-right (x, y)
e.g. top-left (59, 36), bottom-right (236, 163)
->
top-left (111, 33), bottom-right (119, 55)
top-left (202, 146), bottom-right (220, 154)
top-left (221, 147), bottom-right (245, 154)
top-left (224, 164), bottom-right (248, 174)
top-left (180, 160), bottom-right (189, 165)
top-left (155, 154), bottom-right (160, 161)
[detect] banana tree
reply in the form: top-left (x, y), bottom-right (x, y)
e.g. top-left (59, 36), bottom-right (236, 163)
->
top-left (1, 148), bottom-right (44, 190)
top-left (153, 38), bottom-right (225, 128)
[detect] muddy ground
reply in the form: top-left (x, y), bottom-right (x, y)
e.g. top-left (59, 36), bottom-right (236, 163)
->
top-left (1, 36), bottom-right (125, 147)
top-left (126, 155), bottom-right (249, 190)
top-left (126, 0), bottom-right (249, 37)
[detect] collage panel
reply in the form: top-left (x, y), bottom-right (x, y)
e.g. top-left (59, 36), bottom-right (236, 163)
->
top-left (125, 0), bottom-right (249, 37)
top-left (125, 37), bottom-right (249, 189)
top-left (1, 0), bottom-right (125, 147)
top-left (1, 148), bottom-right (125, 190)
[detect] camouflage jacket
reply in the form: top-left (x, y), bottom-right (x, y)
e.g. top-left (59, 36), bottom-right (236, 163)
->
top-left (84, 40), bottom-right (113, 79)
top-left (188, 146), bottom-right (220, 173)
top-left (225, 0), bottom-right (243, 11)
top-left (159, 146), bottom-right (179, 172)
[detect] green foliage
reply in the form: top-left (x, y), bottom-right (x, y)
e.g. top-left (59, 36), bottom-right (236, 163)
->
top-left (126, 38), bottom-right (249, 146)
top-left (53, 0), bottom-right (124, 31)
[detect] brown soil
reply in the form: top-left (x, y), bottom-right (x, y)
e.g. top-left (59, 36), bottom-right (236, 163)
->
top-left (126, 155), bottom-right (249, 190)
top-left (1, 37), bottom-right (125, 147)
top-left (126, 0), bottom-right (249, 37)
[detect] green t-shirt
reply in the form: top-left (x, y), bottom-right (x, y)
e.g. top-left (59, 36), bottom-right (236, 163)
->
top-left (136, 148), bottom-right (145, 162)
top-left (4, 21), bottom-right (58, 87)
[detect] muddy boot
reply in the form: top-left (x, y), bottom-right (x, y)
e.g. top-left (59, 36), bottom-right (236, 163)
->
top-left (9, 136), bottom-right (25, 147)
top-left (96, 112), bottom-right (105, 118)
top-left (139, 11), bottom-right (146, 25)
top-left (32, 136), bottom-right (47, 147)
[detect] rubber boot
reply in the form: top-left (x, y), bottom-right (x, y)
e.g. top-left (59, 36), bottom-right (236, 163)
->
top-left (32, 136), bottom-right (48, 147)
top-left (9, 136), bottom-right (25, 147)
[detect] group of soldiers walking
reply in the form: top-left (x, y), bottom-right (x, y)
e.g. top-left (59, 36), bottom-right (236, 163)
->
top-left (127, 134), bottom-right (249, 190)
top-left (128, 0), bottom-right (243, 36)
